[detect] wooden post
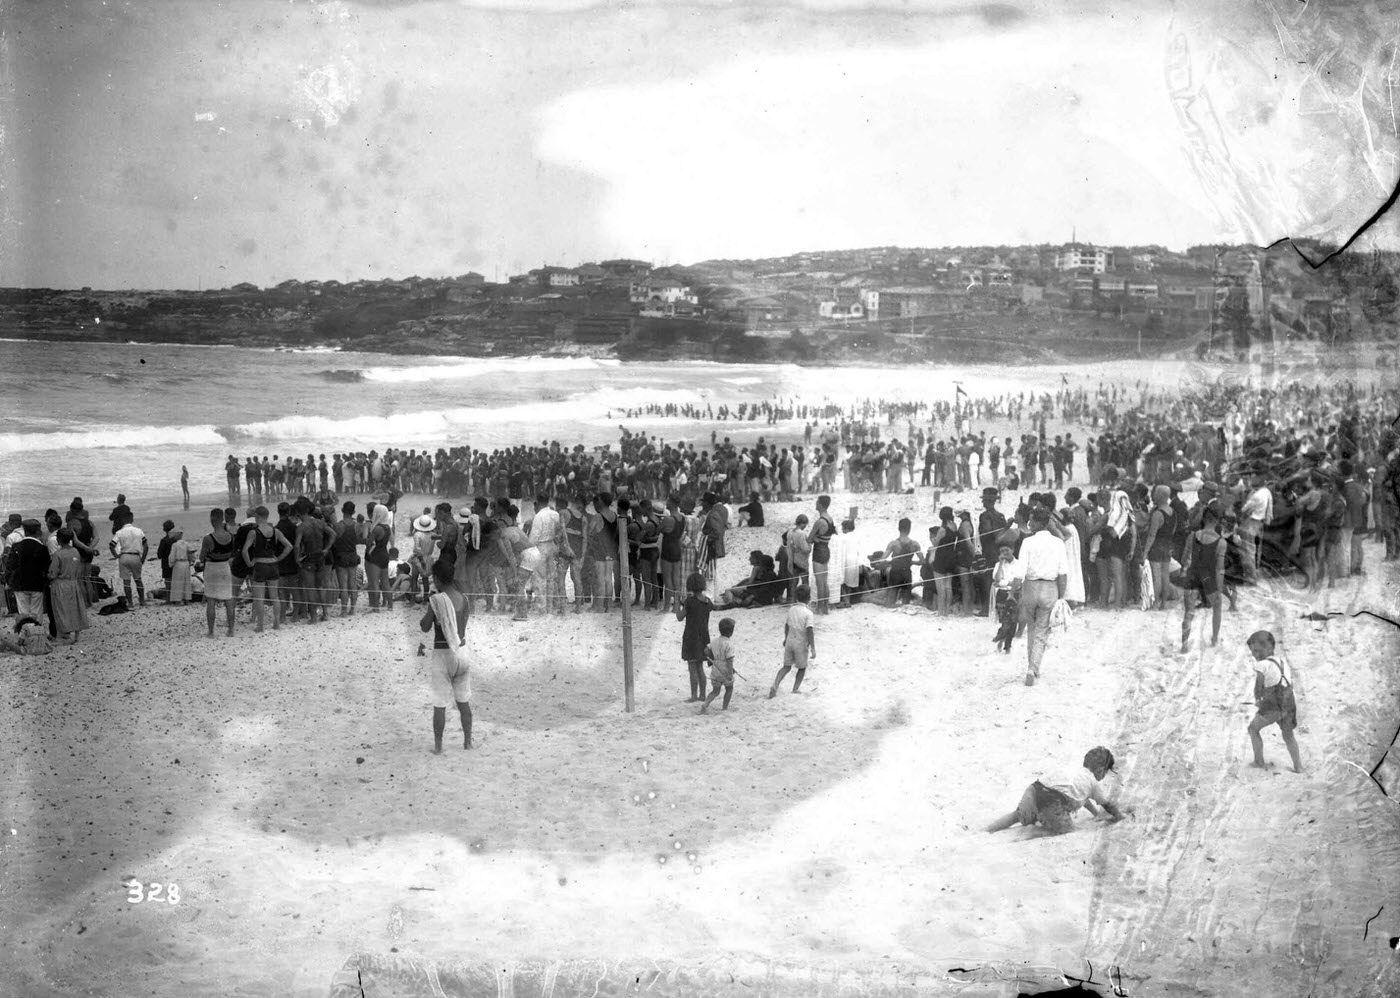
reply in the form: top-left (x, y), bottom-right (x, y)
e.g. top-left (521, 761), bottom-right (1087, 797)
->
top-left (619, 514), bottom-right (635, 713)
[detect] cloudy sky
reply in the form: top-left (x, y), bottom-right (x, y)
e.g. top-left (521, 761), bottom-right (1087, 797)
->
top-left (3, 0), bottom-right (1397, 289)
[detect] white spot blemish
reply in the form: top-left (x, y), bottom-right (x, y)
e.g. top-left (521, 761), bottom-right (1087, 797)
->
top-left (301, 60), bottom-right (360, 128)
top-left (194, 111), bottom-right (217, 123)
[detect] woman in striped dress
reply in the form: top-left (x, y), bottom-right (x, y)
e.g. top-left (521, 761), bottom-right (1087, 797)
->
top-left (679, 502), bottom-right (700, 594)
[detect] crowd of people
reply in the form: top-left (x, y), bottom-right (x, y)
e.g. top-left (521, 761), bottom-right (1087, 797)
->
top-left (6, 374), bottom-right (1394, 825)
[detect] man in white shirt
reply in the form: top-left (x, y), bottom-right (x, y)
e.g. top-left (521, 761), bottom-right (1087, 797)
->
top-left (108, 515), bottom-right (150, 608)
top-left (987, 746), bottom-right (1129, 834)
top-left (1017, 508), bottom-right (1068, 686)
top-left (1238, 474), bottom-right (1274, 584)
top-left (527, 492), bottom-right (564, 613)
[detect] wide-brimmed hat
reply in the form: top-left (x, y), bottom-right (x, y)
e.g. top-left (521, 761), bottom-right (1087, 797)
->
top-left (453, 509), bottom-right (474, 526)
top-left (413, 514), bottom-right (435, 532)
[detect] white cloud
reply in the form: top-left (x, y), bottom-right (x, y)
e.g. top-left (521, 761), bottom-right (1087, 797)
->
top-left (535, 14), bottom-right (1217, 260)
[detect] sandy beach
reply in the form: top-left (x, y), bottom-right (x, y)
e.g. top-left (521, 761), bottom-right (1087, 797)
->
top-left (3, 481), bottom-right (1399, 998)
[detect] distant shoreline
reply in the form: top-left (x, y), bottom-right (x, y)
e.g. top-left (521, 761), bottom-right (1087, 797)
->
top-left (0, 329), bottom-right (1171, 366)
top-left (1, 330), bottom-right (1389, 371)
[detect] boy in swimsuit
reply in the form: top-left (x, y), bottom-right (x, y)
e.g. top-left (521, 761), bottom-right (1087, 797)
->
top-left (1246, 629), bottom-right (1304, 773)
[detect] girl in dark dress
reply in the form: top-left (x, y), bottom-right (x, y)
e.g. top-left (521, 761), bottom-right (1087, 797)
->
top-left (675, 571), bottom-right (712, 702)
top-left (1179, 502), bottom-right (1227, 652)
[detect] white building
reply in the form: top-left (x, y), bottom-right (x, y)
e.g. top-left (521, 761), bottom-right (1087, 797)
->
top-left (629, 278), bottom-right (697, 305)
top-left (818, 301), bottom-right (865, 321)
top-left (1055, 245), bottom-right (1113, 273)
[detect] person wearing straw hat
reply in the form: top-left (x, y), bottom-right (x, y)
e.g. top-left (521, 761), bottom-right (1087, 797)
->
top-left (409, 512), bottom-right (438, 604)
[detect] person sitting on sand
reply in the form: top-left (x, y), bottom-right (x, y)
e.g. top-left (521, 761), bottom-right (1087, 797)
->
top-left (701, 616), bottom-right (738, 714)
top-left (713, 551), bottom-right (782, 610)
top-left (1245, 629), bottom-right (1303, 773)
top-left (0, 616), bottom-right (52, 656)
top-left (736, 492), bottom-right (765, 528)
top-left (986, 746), bottom-right (1129, 834)
top-left (419, 560), bottom-right (473, 753)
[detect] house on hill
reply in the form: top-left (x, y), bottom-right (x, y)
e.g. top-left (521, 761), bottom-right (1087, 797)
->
top-left (629, 277), bottom-right (698, 306)
top-left (1055, 244), bottom-right (1113, 273)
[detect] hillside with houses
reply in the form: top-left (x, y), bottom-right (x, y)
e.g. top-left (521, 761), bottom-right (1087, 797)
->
top-left (1, 240), bottom-right (1394, 364)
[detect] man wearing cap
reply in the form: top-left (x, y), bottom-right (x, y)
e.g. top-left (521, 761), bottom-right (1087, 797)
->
top-left (986, 746), bottom-right (1129, 833)
top-left (9, 519), bottom-right (50, 620)
top-left (973, 487), bottom-right (1008, 615)
top-left (1017, 508), bottom-right (1068, 686)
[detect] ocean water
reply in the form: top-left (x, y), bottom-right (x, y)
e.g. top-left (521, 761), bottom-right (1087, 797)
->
top-left (1, 336), bottom-right (1337, 516)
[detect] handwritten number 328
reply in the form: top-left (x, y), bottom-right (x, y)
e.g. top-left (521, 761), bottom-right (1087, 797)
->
top-left (127, 881), bottom-right (181, 904)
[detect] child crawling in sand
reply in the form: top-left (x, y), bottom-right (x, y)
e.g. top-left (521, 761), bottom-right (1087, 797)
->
top-left (1246, 629), bottom-right (1304, 774)
top-left (986, 746), bottom-right (1130, 834)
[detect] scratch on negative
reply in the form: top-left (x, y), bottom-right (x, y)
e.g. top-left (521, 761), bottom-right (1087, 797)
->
top-left (1365, 905), bottom-right (1385, 939)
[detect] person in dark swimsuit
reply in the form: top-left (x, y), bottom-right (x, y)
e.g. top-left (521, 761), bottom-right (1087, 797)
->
top-left (242, 505), bottom-right (294, 632)
top-left (928, 507), bottom-right (960, 616)
top-left (1179, 501), bottom-right (1227, 652)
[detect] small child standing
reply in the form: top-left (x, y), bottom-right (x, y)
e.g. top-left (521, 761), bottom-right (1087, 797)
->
top-left (991, 542), bottom-right (1024, 653)
top-left (676, 571), bottom-right (713, 702)
top-left (1246, 629), bottom-right (1303, 773)
top-left (769, 583), bottom-right (816, 698)
top-left (701, 617), bottom-right (737, 713)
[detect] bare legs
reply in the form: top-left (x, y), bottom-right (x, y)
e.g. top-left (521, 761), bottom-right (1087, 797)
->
top-left (205, 597), bottom-right (234, 637)
top-left (1248, 717), bottom-right (1303, 773)
top-left (432, 702), bottom-right (474, 754)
